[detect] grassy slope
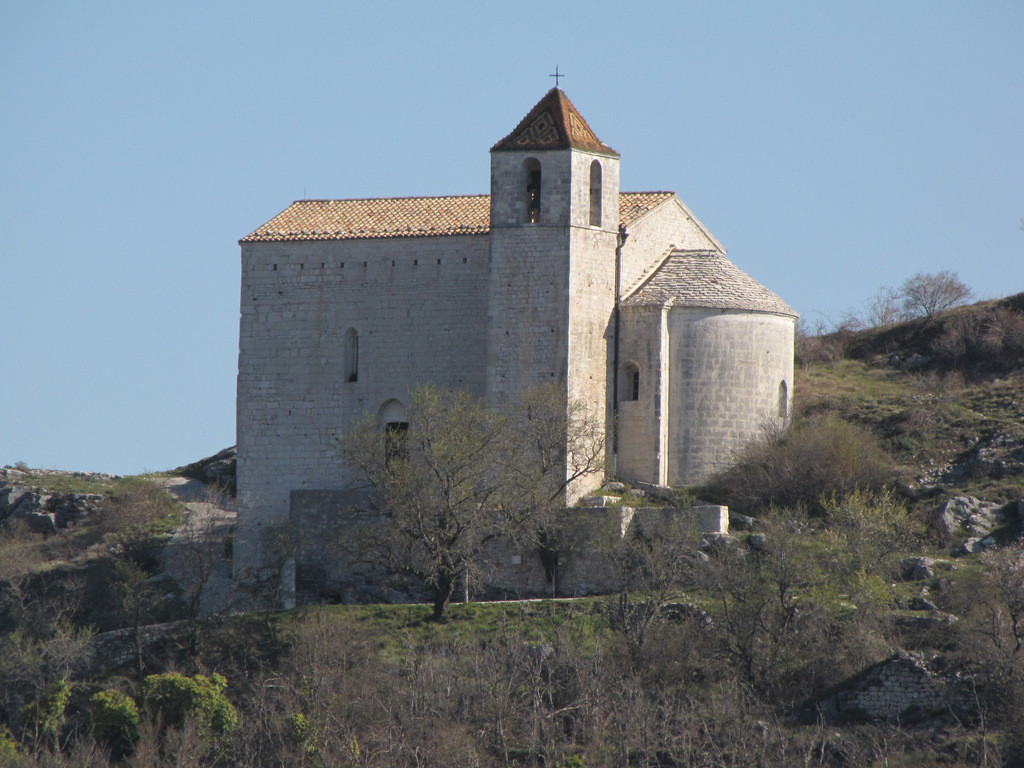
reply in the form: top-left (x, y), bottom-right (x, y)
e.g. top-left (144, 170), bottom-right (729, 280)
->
top-left (796, 295), bottom-right (1024, 508)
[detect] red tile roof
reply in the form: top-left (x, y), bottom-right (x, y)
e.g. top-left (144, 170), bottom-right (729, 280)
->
top-left (240, 191), bottom-right (674, 243)
top-left (491, 88), bottom-right (618, 156)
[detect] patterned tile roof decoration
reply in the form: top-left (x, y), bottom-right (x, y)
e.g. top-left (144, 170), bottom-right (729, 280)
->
top-left (240, 191), bottom-right (674, 243)
top-left (490, 88), bottom-right (618, 156)
top-left (622, 250), bottom-right (798, 317)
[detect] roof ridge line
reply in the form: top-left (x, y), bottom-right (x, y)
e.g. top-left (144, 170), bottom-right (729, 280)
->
top-left (292, 193), bottom-right (490, 204)
top-left (621, 244), bottom-right (678, 301)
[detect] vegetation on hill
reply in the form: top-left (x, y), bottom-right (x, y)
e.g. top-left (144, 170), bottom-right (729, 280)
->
top-left (2, 287), bottom-right (1024, 766)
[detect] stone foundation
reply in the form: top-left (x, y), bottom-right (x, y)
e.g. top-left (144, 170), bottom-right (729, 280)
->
top-left (289, 491), bottom-right (728, 604)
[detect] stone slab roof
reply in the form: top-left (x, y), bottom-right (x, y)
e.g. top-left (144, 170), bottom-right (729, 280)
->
top-left (241, 192), bottom-right (674, 243)
top-left (491, 88), bottom-right (618, 156)
top-left (622, 250), bottom-right (797, 317)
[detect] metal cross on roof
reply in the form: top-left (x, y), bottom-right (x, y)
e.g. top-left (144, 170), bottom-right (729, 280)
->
top-left (549, 66), bottom-right (564, 88)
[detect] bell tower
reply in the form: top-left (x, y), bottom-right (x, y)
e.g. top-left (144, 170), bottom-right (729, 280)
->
top-left (486, 89), bottom-right (620, 492)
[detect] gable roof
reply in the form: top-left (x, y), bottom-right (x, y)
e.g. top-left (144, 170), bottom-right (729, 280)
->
top-left (240, 191), bottom-right (674, 243)
top-left (622, 249), bottom-right (797, 317)
top-left (490, 88), bottom-right (618, 156)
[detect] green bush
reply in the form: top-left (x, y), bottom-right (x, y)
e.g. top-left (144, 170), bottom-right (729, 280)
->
top-left (140, 672), bottom-right (238, 736)
top-left (91, 689), bottom-right (140, 759)
top-left (18, 680), bottom-right (71, 744)
top-left (0, 724), bottom-right (20, 762)
top-left (703, 414), bottom-right (894, 515)
top-left (287, 712), bottom-right (319, 759)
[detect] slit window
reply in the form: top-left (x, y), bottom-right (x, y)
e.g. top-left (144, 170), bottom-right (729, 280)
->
top-left (589, 160), bottom-right (602, 226)
top-left (622, 363), bottom-right (640, 401)
top-left (778, 380), bottom-right (788, 420)
top-left (345, 328), bottom-right (359, 382)
top-left (524, 158), bottom-right (541, 224)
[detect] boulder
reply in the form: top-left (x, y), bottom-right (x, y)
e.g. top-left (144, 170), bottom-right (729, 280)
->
top-left (601, 482), bottom-right (626, 493)
top-left (907, 596), bottom-right (938, 612)
top-left (729, 511), bottom-right (757, 531)
top-left (19, 508), bottom-right (57, 535)
top-left (959, 536), bottom-right (996, 555)
top-left (581, 495), bottom-right (618, 508)
top-left (0, 485), bottom-right (32, 518)
top-left (900, 556), bottom-right (946, 581)
top-left (901, 353), bottom-right (933, 372)
top-left (937, 496), bottom-right (1000, 538)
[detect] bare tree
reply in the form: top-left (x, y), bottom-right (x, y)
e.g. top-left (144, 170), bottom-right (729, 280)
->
top-left (340, 386), bottom-right (521, 620)
top-left (503, 383), bottom-right (605, 596)
top-left (900, 270), bottom-right (974, 318)
top-left (170, 485), bottom-right (235, 621)
top-left (866, 284), bottom-right (904, 327)
top-left (600, 512), bottom-right (701, 663)
top-left (339, 384), bottom-right (605, 619)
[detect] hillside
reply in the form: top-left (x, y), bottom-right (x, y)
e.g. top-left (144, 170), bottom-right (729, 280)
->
top-left (2, 295), bottom-right (1024, 766)
top-left (798, 292), bottom-right (1024, 508)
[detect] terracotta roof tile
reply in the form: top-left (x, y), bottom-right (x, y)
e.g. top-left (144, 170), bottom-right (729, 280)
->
top-left (241, 192), bottom-right (674, 243)
top-left (622, 250), bottom-right (797, 317)
top-left (618, 191), bottom-right (674, 227)
top-left (491, 88), bottom-right (618, 156)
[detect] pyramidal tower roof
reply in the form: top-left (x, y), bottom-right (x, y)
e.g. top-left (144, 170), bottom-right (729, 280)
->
top-left (491, 88), bottom-right (618, 156)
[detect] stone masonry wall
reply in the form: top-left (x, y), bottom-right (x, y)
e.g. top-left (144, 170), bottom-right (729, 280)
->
top-left (620, 199), bottom-right (721, 297)
top-left (489, 148), bottom-right (626, 500)
top-left (616, 305), bottom-right (666, 485)
top-left (289, 491), bottom-right (728, 603)
top-left (820, 653), bottom-right (972, 723)
top-left (235, 234), bottom-right (490, 577)
top-left (666, 308), bottom-right (794, 485)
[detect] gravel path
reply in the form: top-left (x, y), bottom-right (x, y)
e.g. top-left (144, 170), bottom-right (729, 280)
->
top-left (159, 477), bottom-right (236, 617)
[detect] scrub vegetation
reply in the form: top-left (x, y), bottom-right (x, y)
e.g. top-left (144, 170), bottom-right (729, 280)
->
top-left (1, 290), bottom-right (1024, 766)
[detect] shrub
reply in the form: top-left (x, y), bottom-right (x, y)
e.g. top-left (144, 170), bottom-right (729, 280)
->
top-left (140, 672), bottom-right (238, 736)
top-left (286, 712), bottom-right (319, 759)
top-left (18, 679), bottom-right (71, 744)
top-left (930, 304), bottom-right (1024, 373)
top-left (91, 689), bottom-right (140, 759)
top-left (704, 414), bottom-right (894, 515)
top-left (0, 725), bottom-right (19, 761)
top-left (932, 311), bottom-right (987, 364)
top-left (983, 306), bottom-right (1024, 359)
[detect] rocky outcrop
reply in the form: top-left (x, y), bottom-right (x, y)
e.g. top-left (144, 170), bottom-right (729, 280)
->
top-left (0, 467), bottom-right (107, 534)
top-left (173, 447), bottom-right (236, 495)
top-left (920, 435), bottom-right (1024, 487)
top-left (900, 556), bottom-right (952, 581)
top-left (928, 495), bottom-right (1024, 553)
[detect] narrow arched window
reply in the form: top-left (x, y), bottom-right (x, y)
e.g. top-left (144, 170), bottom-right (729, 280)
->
top-left (778, 380), bottom-right (788, 420)
top-left (345, 328), bottom-right (358, 382)
top-left (385, 421), bottom-right (409, 465)
top-left (621, 363), bottom-right (640, 401)
top-left (380, 400), bottom-right (409, 465)
top-left (524, 158), bottom-right (541, 224)
top-left (589, 160), bottom-right (602, 227)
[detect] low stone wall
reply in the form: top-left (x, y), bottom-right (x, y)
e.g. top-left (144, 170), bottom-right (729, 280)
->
top-left (289, 491), bottom-right (728, 604)
top-left (818, 653), bottom-right (973, 723)
top-left (84, 621), bottom-right (186, 672)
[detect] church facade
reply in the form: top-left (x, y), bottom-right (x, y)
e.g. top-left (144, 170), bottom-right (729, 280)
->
top-left (234, 89), bottom-right (796, 580)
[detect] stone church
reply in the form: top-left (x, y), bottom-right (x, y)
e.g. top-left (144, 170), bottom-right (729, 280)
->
top-left (234, 88), bottom-right (796, 582)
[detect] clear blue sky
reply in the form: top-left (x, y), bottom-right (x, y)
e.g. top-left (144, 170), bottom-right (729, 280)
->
top-left (2, 2), bottom-right (1022, 475)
